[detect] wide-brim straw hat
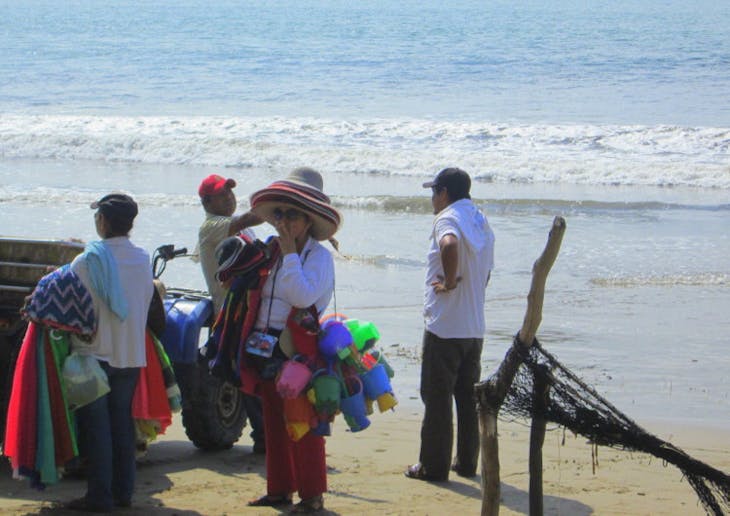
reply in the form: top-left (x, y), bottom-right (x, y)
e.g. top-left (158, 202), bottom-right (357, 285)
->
top-left (250, 167), bottom-right (342, 241)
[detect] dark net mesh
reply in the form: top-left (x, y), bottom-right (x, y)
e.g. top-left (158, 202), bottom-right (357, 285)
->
top-left (499, 336), bottom-right (730, 516)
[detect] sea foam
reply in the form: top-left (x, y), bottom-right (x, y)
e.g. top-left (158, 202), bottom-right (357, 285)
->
top-left (1, 115), bottom-right (728, 188)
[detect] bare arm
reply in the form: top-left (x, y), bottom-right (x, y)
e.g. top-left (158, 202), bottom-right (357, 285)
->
top-left (432, 233), bottom-right (461, 293)
top-left (228, 211), bottom-right (263, 236)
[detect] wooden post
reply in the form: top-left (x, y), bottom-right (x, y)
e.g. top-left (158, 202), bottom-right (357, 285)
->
top-left (480, 407), bottom-right (500, 516)
top-left (519, 217), bottom-right (566, 347)
top-left (529, 365), bottom-right (551, 516)
top-left (476, 216), bottom-right (566, 516)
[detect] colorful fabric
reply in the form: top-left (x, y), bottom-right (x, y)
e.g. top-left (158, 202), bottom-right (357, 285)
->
top-left (4, 324), bottom-right (78, 489)
top-left (44, 333), bottom-right (77, 471)
top-left (215, 233), bottom-right (273, 283)
top-left (23, 264), bottom-right (96, 336)
top-left (4, 322), bottom-right (40, 475)
top-left (132, 332), bottom-right (173, 441)
top-left (208, 238), bottom-right (281, 394)
top-left (35, 330), bottom-right (57, 486)
top-left (82, 240), bottom-right (128, 320)
top-left (151, 333), bottom-right (181, 412)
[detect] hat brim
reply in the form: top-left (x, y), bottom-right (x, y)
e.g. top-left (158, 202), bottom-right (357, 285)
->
top-left (422, 180), bottom-right (437, 188)
top-left (251, 197), bottom-right (342, 241)
top-left (251, 194), bottom-right (341, 241)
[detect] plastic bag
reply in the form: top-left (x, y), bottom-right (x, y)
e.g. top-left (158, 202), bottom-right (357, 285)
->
top-left (62, 352), bottom-right (110, 410)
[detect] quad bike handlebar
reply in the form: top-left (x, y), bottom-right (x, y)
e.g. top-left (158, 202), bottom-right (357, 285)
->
top-left (152, 244), bottom-right (188, 280)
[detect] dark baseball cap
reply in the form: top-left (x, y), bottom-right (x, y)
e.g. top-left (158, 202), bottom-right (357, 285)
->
top-left (422, 167), bottom-right (471, 198)
top-left (90, 193), bottom-right (138, 221)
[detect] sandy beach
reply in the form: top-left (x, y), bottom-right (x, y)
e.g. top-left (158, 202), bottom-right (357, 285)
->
top-left (2, 403), bottom-right (728, 515)
top-left (2, 1), bottom-right (729, 514)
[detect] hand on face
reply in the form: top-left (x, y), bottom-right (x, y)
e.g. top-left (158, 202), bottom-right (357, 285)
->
top-left (274, 218), bottom-right (297, 255)
top-left (273, 208), bottom-right (311, 255)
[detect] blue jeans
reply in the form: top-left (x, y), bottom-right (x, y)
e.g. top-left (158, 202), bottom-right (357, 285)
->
top-left (76, 363), bottom-right (140, 509)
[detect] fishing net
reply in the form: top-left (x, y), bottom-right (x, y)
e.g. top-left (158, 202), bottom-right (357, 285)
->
top-left (498, 335), bottom-right (730, 516)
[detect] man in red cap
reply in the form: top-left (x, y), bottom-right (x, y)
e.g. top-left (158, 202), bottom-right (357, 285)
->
top-left (193, 173), bottom-right (266, 453)
top-left (194, 174), bottom-right (263, 309)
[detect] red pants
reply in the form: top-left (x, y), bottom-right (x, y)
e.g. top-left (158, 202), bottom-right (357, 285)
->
top-left (259, 380), bottom-right (327, 499)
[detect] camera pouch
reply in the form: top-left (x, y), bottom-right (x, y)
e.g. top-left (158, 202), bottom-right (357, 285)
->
top-left (245, 331), bottom-right (277, 358)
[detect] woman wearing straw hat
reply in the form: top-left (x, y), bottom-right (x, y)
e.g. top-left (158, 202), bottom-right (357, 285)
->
top-left (246, 167), bottom-right (341, 513)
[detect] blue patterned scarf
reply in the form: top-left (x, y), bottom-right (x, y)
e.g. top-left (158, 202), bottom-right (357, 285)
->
top-left (24, 264), bottom-right (96, 336)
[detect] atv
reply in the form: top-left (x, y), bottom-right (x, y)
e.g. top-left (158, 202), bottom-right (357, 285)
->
top-left (151, 244), bottom-right (247, 449)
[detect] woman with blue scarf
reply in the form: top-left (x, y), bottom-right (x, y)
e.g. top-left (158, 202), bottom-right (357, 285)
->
top-left (64, 193), bottom-right (153, 512)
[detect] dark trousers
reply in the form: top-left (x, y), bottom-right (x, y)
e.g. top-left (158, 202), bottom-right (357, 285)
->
top-left (419, 330), bottom-right (483, 479)
top-left (243, 393), bottom-right (264, 445)
top-left (76, 364), bottom-right (140, 509)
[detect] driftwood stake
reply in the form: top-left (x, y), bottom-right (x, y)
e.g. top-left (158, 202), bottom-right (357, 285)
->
top-left (519, 217), bottom-right (566, 346)
top-left (476, 216), bottom-right (566, 516)
top-left (529, 365), bottom-right (551, 516)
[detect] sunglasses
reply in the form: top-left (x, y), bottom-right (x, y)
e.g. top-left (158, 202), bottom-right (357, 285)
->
top-left (273, 207), bottom-right (306, 221)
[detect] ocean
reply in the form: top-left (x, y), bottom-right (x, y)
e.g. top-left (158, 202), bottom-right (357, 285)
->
top-left (1, 0), bottom-right (729, 429)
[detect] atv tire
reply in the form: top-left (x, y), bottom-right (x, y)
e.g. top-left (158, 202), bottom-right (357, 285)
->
top-left (175, 360), bottom-right (247, 451)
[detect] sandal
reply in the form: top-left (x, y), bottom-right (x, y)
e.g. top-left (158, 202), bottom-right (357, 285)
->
top-left (290, 495), bottom-right (324, 513)
top-left (248, 494), bottom-right (293, 507)
top-left (404, 463), bottom-right (447, 482)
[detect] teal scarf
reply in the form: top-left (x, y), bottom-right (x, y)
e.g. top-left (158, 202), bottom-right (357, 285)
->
top-left (83, 241), bottom-right (128, 321)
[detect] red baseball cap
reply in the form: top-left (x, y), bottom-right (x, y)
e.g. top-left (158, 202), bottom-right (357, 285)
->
top-left (198, 174), bottom-right (236, 197)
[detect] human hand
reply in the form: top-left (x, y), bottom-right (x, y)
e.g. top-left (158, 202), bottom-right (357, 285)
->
top-left (431, 275), bottom-right (461, 294)
top-left (275, 219), bottom-right (297, 255)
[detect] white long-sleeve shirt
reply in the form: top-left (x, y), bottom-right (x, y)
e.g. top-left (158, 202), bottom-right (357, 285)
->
top-left (255, 237), bottom-right (334, 331)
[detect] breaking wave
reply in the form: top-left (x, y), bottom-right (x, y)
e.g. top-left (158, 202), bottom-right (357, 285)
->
top-left (1, 114), bottom-right (728, 188)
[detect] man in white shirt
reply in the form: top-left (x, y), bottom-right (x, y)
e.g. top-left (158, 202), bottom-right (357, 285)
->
top-left (193, 174), bottom-right (266, 453)
top-left (406, 168), bottom-right (495, 482)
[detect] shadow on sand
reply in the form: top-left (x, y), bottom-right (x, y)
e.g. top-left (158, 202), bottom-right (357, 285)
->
top-left (2, 443), bottom-right (593, 515)
top-left (0, 438), bottom-right (267, 515)
top-left (413, 473), bottom-right (594, 516)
